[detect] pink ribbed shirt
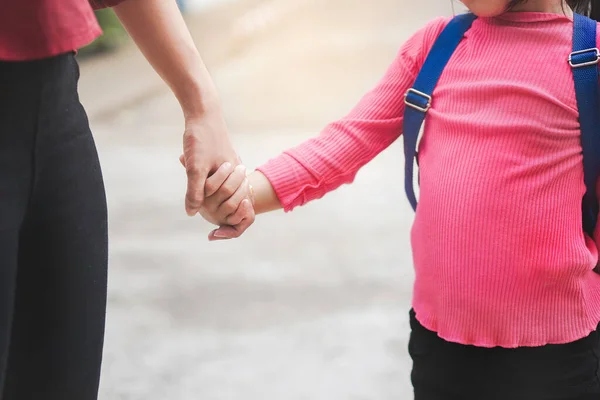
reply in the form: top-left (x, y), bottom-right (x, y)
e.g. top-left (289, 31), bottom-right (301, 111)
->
top-left (257, 12), bottom-right (600, 348)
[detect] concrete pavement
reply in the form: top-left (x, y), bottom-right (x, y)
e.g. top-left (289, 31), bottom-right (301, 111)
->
top-left (78, 1), bottom-right (458, 398)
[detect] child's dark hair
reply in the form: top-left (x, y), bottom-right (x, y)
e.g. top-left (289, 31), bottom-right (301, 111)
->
top-left (509, 0), bottom-right (600, 20)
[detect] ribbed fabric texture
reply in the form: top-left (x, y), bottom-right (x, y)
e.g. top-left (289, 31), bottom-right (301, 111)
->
top-left (257, 12), bottom-right (600, 348)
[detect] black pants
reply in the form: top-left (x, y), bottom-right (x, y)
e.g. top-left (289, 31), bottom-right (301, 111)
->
top-left (409, 309), bottom-right (600, 400)
top-left (0, 53), bottom-right (108, 399)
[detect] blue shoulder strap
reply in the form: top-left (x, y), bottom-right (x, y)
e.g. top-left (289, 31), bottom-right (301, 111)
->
top-left (402, 13), bottom-right (477, 210)
top-left (403, 12), bottom-right (600, 237)
top-left (571, 13), bottom-right (600, 236)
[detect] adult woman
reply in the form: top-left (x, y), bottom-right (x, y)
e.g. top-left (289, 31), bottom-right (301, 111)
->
top-left (0, 0), bottom-right (253, 398)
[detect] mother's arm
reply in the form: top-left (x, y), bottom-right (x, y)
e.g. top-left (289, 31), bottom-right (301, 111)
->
top-left (91, 0), bottom-right (248, 220)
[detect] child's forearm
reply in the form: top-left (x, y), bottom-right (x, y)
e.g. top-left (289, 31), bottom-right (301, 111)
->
top-left (248, 171), bottom-right (282, 215)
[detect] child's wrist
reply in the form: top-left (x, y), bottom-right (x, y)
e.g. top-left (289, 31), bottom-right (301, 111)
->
top-left (248, 181), bottom-right (256, 208)
top-left (248, 170), bottom-right (281, 214)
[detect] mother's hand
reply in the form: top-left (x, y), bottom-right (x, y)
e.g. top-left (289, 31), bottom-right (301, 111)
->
top-left (113, 0), bottom-right (241, 215)
top-left (179, 157), bottom-right (256, 240)
top-left (181, 115), bottom-right (240, 216)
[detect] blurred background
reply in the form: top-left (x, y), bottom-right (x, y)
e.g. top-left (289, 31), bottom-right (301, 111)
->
top-left (78, 1), bottom-right (464, 398)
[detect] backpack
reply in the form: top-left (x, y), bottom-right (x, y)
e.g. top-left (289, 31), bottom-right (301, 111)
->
top-left (402, 13), bottom-right (600, 236)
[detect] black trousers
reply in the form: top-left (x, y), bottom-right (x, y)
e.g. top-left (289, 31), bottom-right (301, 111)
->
top-left (0, 53), bottom-right (107, 399)
top-left (409, 309), bottom-right (600, 400)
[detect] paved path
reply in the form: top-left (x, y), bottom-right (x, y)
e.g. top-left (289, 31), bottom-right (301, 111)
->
top-left (79, 1), bottom-right (458, 398)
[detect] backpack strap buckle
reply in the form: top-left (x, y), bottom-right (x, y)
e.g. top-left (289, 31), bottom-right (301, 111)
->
top-left (569, 48), bottom-right (600, 68)
top-left (404, 88), bottom-right (432, 113)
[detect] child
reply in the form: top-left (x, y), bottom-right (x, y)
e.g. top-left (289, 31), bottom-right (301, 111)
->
top-left (195, 1), bottom-right (600, 398)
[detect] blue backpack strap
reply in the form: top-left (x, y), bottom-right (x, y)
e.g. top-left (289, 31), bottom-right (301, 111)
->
top-left (571, 13), bottom-right (600, 236)
top-left (403, 13), bottom-right (477, 211)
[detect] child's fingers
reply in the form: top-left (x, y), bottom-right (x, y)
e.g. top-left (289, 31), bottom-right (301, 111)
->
top-left (209, 164), bottom-right (246, 207)
top-left (209, 200), bottom-right (256, 241)
top-left (179, 154), bottom-right (186, 168)
top-left (228, 206), bottom-right (256, 238)
top-left (217, 179), bottom-right (249, 219)
top-left (226, 200), bottom-right (255, 237)
top-left (226, 198), bottom-right (252, 226)
top-left (204, 162), bottom-right (234, 197)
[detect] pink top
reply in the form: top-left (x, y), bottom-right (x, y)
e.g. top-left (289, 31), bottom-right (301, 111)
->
top-left (257, 12), bottom-right (600, 348)
top-left (0, 0), bottom-right (125, 62)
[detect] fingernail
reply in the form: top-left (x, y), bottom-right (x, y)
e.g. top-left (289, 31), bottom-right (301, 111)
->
top-left (223, 162), bottom-right (232, 171)
top-left (212, 230), bottom-right (230, 238)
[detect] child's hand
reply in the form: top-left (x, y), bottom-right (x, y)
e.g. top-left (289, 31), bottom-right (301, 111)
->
top-left (179, 155), bottom-right (255, 240)
top-left (202, 161), bottom-right (253, 224)
top-left (205, 162), bottom-right (256, 241)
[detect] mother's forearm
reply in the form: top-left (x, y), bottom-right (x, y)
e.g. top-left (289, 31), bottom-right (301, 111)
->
top-left (113, 0), bottom-right (218, 119)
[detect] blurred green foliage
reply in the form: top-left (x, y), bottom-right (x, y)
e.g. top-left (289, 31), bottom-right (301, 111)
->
top-left (79, 9), bottom-right (127, 57)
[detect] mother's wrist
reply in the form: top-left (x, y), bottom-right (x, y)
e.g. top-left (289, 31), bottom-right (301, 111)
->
top-left (177, 84), bottom-right (221, 121)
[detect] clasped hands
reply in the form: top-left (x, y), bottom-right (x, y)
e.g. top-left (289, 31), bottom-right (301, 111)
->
top-left (181, 156), bottom-right (255, 241)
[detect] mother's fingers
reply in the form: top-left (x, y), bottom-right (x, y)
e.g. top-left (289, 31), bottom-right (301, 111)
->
top-left (209, 200), bottom-right (255, 241)
top-left (208, 225), bottom-right (236, 241)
